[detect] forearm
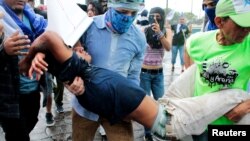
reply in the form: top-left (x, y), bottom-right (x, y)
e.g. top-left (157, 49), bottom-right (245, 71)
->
top-left (26, 31), bottom-right (72, 64)
top-left (160, 36), bottom-right (171, 51)
top-left (160, 28), bottom-right (172, 51)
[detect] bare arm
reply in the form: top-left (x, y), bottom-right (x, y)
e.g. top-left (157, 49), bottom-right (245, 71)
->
top-left (225, 99), bottom-right (250, 122)
top-left (151, 19), bottom-right (171, 51)
top-left (159, 28), bottom-right (172, 51)
top-left (19, 31), bottom-right (73, 78)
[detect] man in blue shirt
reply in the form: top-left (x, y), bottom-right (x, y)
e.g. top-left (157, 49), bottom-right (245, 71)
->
top-left (0, 0), bottom-right (47, 140)
top-left (71, 0), bottom-right (147, 140)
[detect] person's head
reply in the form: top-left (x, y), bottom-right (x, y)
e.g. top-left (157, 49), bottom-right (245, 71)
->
top-left (106, 0), bottom-right (145, 34)
top-left (4, 0), bottom-right (27, 14)
top-left (140, 9), bottom-right (148, 17)
top-left (202, 0), bottom-right (219, 30)
top-left (136, 9), bottom-right (148, 26)
top-left (178, 16), bottom-right (186, 24)
top-left (87, 1), bottom-right (103, 17)
top-left (145, 7), bottom-right (165, 49)
top-left (215, 0), bottom-right (250, 45)
top-left (148, 7), bottom-right (165, 31)
top-left (203, 0), bottom-right (219, 9)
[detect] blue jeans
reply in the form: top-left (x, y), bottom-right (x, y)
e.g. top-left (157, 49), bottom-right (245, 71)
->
top-left (140, 71), bottom-right (164, 136)
top-left (171, 45), bottom-right (185, 66)
top-left (140, 71), bottom-right (164, 100)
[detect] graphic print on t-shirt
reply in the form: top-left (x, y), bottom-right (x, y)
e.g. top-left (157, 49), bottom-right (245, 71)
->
top-left (200, 58), bottom-right (238, 88)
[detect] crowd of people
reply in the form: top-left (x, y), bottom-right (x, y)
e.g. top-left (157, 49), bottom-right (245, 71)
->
top-left (0, 0), bottom-right (250, 141)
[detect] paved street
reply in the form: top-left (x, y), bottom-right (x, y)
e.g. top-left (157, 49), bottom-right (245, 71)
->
top-left (0, 51), bottom-right (192, 141)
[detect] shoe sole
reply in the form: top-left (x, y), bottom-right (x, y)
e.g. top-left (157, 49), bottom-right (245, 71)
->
top-left (46, 122), bottom-right (55, 127)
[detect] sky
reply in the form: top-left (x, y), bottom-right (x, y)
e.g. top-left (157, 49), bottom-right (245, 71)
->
top-left (145, 0), bottom-right (204, 17)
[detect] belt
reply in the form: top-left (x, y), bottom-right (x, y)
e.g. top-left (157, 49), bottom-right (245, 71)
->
top-left (141, 68), bottom-right (163, 74)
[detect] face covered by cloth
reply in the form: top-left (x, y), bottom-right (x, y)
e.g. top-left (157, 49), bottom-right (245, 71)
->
top-left (145, 7), bottom-right (165, 49)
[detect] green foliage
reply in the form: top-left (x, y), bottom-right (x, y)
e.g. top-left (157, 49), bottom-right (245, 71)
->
top-left (164, 8), bottom-right (204, 25)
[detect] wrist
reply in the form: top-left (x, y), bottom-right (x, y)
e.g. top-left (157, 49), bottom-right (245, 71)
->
top-left (156, 31), bottom-right (164, 40)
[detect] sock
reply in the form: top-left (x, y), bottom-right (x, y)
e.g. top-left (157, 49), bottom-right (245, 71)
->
top-left (151, 104), bottom-right (168, 138)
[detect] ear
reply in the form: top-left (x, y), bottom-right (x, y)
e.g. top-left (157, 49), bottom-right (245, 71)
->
top-left (214, 17), bottom-right (223, 28)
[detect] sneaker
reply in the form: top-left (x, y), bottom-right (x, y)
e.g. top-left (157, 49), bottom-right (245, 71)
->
top-left (145, 134), bottom-right (154, 141)
top-left (56, 105), bottom-right (64, 113)
top-left (45, 113), bottom-right (55, 126)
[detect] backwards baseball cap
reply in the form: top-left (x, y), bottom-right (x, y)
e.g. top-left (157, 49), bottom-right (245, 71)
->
top-left (107, 0), bottom-right (145, 11)
top-left (216, 0), bottom-right (250, 27)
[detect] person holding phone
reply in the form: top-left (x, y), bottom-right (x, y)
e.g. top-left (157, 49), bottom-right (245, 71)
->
top-left (140, 7), bottom-right (172, 141)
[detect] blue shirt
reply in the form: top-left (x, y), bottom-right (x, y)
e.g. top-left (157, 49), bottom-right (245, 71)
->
top-left (71, 14), bottom-right (147, 121)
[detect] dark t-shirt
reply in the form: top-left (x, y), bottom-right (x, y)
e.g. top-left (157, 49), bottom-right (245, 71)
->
top-left (171, 24), bottom-right (189, 46)
top-left (47, 52), bottom-right (146, 124)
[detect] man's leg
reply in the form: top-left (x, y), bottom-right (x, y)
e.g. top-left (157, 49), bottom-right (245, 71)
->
top-left (72, 109), bottom-right (99, 141)
top-left (171, 46), bottom-right (178, 71)
top-left (100, 117), bottom-right (134, 141)
top-left (1, 117), bottom-right (30, 141)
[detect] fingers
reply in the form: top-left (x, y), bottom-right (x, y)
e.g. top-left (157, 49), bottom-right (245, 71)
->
top-left (151, 23), bottom-right (160, 33)
top-left (30, 58), bottom-right (47, 75)
top-left (28, 53), bottom-right (47, 79)
top-left (154, 16), bottom-right (158, 24)
top-left (65, 76), bottom-right (85, 96)
top-left (4, 31), bottom-right (31, 55)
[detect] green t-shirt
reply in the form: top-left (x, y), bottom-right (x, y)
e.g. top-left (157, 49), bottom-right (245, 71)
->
top-left (186, 30), bottom-right (250, 125)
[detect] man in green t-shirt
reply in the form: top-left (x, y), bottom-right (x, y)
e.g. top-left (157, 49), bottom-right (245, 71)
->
top-left (186, 0), bottom-right (250, 129)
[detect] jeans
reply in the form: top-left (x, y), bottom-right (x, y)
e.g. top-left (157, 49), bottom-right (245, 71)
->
top-left (171, 45), bottom-right (185, 66)
top-left (72, 109), bottom-right (133, 141)
top-left (140, 71), bottom-right (164, 100)
top-left (140, 71), bottom-right (164, 137)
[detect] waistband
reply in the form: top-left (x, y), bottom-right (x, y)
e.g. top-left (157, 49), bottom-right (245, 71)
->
top-left (141, 68), bottom-right (163, 74)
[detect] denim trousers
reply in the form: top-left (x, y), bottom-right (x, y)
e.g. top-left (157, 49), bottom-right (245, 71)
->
top-left (171, 45), bottom-right (185, 66)
top-left (140, 71), bottom-right (164, 136)
top-left (159, 65), bottom-right (250, 139)
top-left (140, 71), bottom-right (164, 100)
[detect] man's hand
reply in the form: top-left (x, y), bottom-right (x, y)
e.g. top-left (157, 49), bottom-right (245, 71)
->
top-left (225, 99), bottom-right (250, 122)
top-left (19, 52), bottom-right (47, 80)
top-left (4, 31), bottom-right (30, 55)
top-left (64, 76), bottom-right (85, 96)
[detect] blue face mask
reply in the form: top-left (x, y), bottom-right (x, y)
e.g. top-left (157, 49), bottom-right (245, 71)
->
top-left (204, 7), bottom-right (216, 24)
top-left (204, 7), bottom-right (218, 31)
top-left (110, 8), bottom-right (136, 34)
